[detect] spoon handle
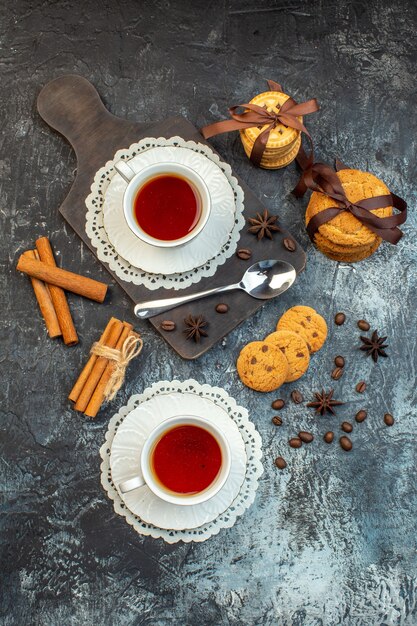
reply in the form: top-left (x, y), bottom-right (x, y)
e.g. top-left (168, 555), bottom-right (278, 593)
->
top-left (134, 283), bottom-right (241, 319)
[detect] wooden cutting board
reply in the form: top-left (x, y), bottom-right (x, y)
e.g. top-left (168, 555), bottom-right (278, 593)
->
top-left (37, 75), bottom-right (306, 359)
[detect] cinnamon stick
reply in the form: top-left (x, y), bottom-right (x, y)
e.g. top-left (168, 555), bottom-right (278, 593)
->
top-left (74, 319), bottom-right (125, 413)
top-left (23, 250), bottom-right (62, 339)
top-left (68, 317), bottom-right (117, 403)
top-left (34, 238), bottom-right (78, 346)
top-left (84, 323), bottom-right (134, 419)
top-left (17, 252), bottom-right (108, 304)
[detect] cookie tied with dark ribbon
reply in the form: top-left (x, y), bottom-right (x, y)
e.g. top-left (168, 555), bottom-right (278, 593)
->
top-left (297, 160), bottom-right (407, 245)
top-left (200, 80), bottom-right (319, 167)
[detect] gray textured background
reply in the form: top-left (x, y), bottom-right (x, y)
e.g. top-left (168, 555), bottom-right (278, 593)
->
top-left (1, 1), bottom-right (416, 624)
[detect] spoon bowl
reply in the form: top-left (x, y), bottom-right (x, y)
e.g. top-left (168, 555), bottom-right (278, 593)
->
top-left (134, 259), bottom-right (296, 319)
top-left (239, 259), bottom-right (296, 299)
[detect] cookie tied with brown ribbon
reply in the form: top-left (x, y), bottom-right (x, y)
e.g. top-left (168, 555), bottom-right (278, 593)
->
top-left (201, 80), bottom-right (319, 169)
top-left (298, 160), bottom-right (407, 262)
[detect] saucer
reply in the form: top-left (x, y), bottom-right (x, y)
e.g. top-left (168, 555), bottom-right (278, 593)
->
top-left (102, 146), bottom-right (236, 274)
top-left (110, 392), bottom-right (247, 530)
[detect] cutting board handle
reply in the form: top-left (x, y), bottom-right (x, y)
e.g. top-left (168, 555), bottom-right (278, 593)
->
top-left (37, 75), bottom-right (129, 159)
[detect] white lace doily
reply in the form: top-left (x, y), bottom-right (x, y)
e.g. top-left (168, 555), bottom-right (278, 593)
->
top-left (100, 379), bottom-right (263, 543)
top-left (85, 137), bottom-right (245, 291)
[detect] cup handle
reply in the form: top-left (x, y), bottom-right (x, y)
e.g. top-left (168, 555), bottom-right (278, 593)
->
top-left (118, 475), bottom-right (145, 493)
top-left (114, 160), bottom-right (136, 183)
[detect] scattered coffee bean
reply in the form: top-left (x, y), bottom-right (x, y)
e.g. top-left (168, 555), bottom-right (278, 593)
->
top-left (272, 416), bottom-right (283, 426)
top-left (274, 456), bottom-right (287, 469)
top-left (215, 303), bottom-right (229, 314)
top-left (236, 248), bottom-right (252, 260)
top-left (283, 237), bottom-right (296, 252)
top-left (384, 413), bottom-right (395, 426)
top-left (357, 319), bottom-right (370, 331)
top-left (289, 437), bottom-right (302, 448)
top-left (271, 399), bottom-right (285, 410)
top-left (334, 312), bottom-right (346, 326)
top-left (356, 381), bottom-right (366, 393)
top-left (355, 409), bottom-right (367, 423)
top-left (161, 320), bottom-right (176, 331)
top-left (331, 366), bottom-right (344, 380)
top-left (291, 390), bottom-right (303, 404)
top-left (324, 431), bottom-right (334, 443)
top-left (341, 421), bottom-right (353, 433)
top-left (339, 436), bottom-right (352, 451)
top-left (334, 355), bottom-right (345, 368)
top-left (298, 431), bottom-right (314, 443)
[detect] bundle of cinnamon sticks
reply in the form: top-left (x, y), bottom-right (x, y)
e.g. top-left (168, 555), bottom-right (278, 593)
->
top-left (17, 237), bottom-right (108, 346)
top-left (69, 317), bottom-right (142, 418)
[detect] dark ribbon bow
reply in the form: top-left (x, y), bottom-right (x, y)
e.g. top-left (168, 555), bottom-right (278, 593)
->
top-left (296, 160), bottom-right (407, 245)
top-left (200, 80), bottom-right (319, 167)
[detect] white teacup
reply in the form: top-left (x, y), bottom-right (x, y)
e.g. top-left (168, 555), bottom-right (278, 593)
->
top-left (114, 160), bottom-right (211, 248)
top-left (117, 415), bottom-right (231, 506)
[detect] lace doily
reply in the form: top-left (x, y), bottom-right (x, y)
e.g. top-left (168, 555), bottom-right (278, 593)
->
top-left (85, 137), bottom-right (245, 291)
top-left (100, 379), bottom-right (263, 543)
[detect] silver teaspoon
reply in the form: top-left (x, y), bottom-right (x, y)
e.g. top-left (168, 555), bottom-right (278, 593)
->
top-left (134, 260), bottom-right (296, 319)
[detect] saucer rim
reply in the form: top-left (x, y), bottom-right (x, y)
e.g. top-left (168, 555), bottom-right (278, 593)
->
top-left (109, 392), bottom-right (247, 530)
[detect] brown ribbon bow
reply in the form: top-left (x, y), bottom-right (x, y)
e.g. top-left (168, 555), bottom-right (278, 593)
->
top-left (200, 80), bottom-right (319, 167)
top-left (296, 160), bottom-right (407, 245)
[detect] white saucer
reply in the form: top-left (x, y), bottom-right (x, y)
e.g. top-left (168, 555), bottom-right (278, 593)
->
top-left (110, 392), bottom-right (247, 530)
top-left (102, 146), bottom-right (236, 274)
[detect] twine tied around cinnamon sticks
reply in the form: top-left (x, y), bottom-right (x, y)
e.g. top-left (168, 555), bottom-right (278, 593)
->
top-left (69, 318), bottom-right (143, 418)
top-left (90, 333), bottom-right (143, 402)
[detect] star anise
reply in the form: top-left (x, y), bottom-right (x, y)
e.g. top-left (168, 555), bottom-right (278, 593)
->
top-left (307, 389), bottom-right (344, 416)
top-left (247, 209), bottom-right (280, 240)
top-left (360, 330), bottom-right (388, 362)
top-left (183, 314), bottom-right (208, 342)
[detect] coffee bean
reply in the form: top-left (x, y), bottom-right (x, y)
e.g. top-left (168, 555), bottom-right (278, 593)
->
top-left (356, 381), bottom-right (366, 393)
top-left (384, 413), bottom-right (395, 426)
top-left (236, 248), bottom-right (252, 260)
top-left (355, 409), bottom-right (367, 423)
top-left (331, 366), bottom-right (344, 380)
top-left (341, 421), bottom-right (353, 433)
top-left (357, 319), bottom-right (370, 331)
top-left (272, 416), bottom-right (282, 426)
top-left (283, 237), bottom-right (296, 252)
top-left (291, 390), bottom-right (303, 404)
top-left (324, 431), bottom-right (334, 443)
top-left (339, 436), bottom-right (352, 451)
top-left (274, 456), bottom-right (287, 469)
top-left (334, 312), bottom-right (346, 326)
top-left (289, 437), bottom-right (302, 448)
top-left (161, 320), bottom-right (176, 331)
top-left (271, 399), bottom-right (285, 410)
top-left (298, 431), bottom-right (314, 443)
top-left (334, 355), bottom-right (345, 368)
top-left (215, 303), bottom-right (229, 314)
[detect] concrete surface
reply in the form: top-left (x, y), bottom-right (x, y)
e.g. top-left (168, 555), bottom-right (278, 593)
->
top-left (1, 0), bottom-right (416, 624)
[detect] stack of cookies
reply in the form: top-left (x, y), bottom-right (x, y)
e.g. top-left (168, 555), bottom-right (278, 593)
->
top-left (306, 168), bottom-right (394, 262)
top-left (237, 306), bottom-right (327, 392)
top-left (240, 90), bottom-right (302, 169)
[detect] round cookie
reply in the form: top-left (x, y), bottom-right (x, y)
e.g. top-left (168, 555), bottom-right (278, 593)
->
top-left (277, 306), bottom-right (327, 353)
top-left (236, 341), bottom-right (289, 392)
top-left (314, 230), bottom-right (380, 258)
top-left (264, 330), bottom-right (310, 382)
top-left (241, 134), bottom-right (301, 170)
top-left (242, 91), bottom-right (301, 148)
top-left (305, 169), bottom-right (393, 252)
top-left (316, 237), bottom-right (381, 263)
top-left (240, 128), bottom-right (298, 158)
